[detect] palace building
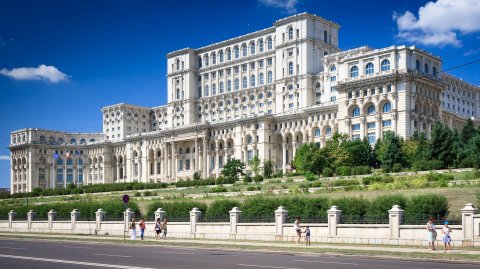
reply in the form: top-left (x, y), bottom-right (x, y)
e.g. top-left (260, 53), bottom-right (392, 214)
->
top-left (9, 13), bottom-right (479, 194)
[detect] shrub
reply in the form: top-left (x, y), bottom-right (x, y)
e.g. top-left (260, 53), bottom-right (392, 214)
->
top-left (215, 176), bottom-right (225, 185)
top-left (304, 172), bottom-right (317, 181)
top-left (205, 200), bottom-right (241, 218)
top-left (146, 201), bottom-right (207, 219)
top-left (322, 167), bottom-right (334, 177)
top-left (366, 194), bottom-right (408, 218)
top-left (286, 172), bottom-right (301, 177)
top-left (330, 197), bottom-right (370, 218)
top-left (211, 186), bottom-right (228, 193)
top-left (274, 171), bottom-right (284, 178)
top-left (392, 163), bottom-right (403, 172)
top-left (193, 171), bottom-right (201, 180)
top-left (253, 175), bottom-right (264, 182)
top-left (423, 172), bottom-right (454, 182)
top-left (362, 175), bottom-right (394, 185)
top-left (243, 174), bottom-right (253, 183)
top-left (336, 166), bottom-right (352, 176)
top-left (351, 166), bottom-right (372, 175)
top-left (246, 186), bottom-right (261, 191)
top-left (332, 179), bottom-right (360, 187)
top-left (404, 194), bottom-right (449, 220)
top-left (412, 160), bottom-right (444, 171)
top-left (175, 178), bottom-right (216, 187)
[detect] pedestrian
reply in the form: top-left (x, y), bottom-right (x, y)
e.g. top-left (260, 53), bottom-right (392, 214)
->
top-left (130, 218), bottom-right (137, 240)
top-left (139, 217), bottom-right (146, 240)
top-left (293, 216), bottom-right (302, 245)
top-left (426, 217), bottom-right (436, 250)
top-left (304, 226), bottom-right (311, 246)
top-left (154, 218), bottom-right (162, 240)
top-left (442, 221), bottom-right (452, 253)
top-left (161, 217), bottom-right (168, 239)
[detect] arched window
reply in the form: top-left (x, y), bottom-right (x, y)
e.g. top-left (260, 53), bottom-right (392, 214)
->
top-left (226, 48), bottom-right (231, 61)
top-left (227, 80), bottom-right (232, 92)
top-left (234, 46), bottom-right (239, 58)
top-left (211, 52), bottom-right (216, 65)
top-left (326, 126), bottom-right (332, 135)
top-left (259, 39), bottom-right (264, 52)
top-left (288, 62), bottom-right (294, 75)
top-left (242, 77), bottom-right (247, 89)
top-left (267, 91), bottom-right (273, 97)
top-left (259, 73), bottom-right (264, 85)
top-left (176, 59), bottom-right (180, 70)
top-left (70, 138), bottom-right (76, 144)
top-left (250, 41), bottom-right (255, 54)
top-left (179, 148), bottom-right (183, 155)
top-left (424, 63), bottom-right (429, 73)
top-left (204, 55), bottom-right (209, 66)
top-left (234, 79), bottom-right (239, 91)
top-left (267, 37), bottom-right (273, 50)
top-left (352, 106), bottom-right (360, 117)
top-left (381, 59), bottom-right (390, 71)
top-left (433, 67), bottom-right (437, 77)
top-left (39, 136), bottom-right (46, 144)
top-left (212, 84), bottom-right (217, 95)
top-left (250, 75), bottom-right (255, 87)
top-left (242, 43), bottom-right (247, 57)
top-left (258, 93), bottom-right (264, 99)
top-left (367, 105), bottom-right (375, 115)
top-left (316, 82), bottom-right (321, 89)
top-left (350, 66), bottom-right (359, 77)
top-left (176, 88), bottom-right (180, 99)
top-left (205, 85), bottom-right (209, 96)
top-left (186, 147), bottom-right (190, 154)
top-left (219, 82), bottom-right (224, 93)
top-left (383, 102), bottom-right (392, 113)
top-left (247, 136), bottom-right (253, 144)
top-left (267, 71), bottom-right (273, 83)
top-left (57, 158), bottom-right (63, 165)
top-left (250, 94), bottom-right (255, 101)
top-left (416, 60), bottom-right (420, 71)
top-left (330, 65), bottom-right (336, 72)
top-left (288, 27), bottom-right (293, 40)
top-left (57, 137), bottom-right (64, 144)
top-left (219, 50), bottom-right (224, 63)
top-left (78, 159), bottom-right (83, 166)
top-left (198, 56), bottom-right (202, 68)
top-left (80, 139), bottom-right (86, 144)
top-left (323, 30), bottom-right (328, 42)
top-left (365, 62), bottom-right (374, 74)
top-left (314, 128), bottom-right (321, 137)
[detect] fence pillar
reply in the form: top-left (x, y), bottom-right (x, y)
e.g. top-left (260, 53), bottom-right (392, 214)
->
top-left (388, 205), bottom-right (404, 239)
top-left (47, 209), bottom-right (57, 229)
top-left (328, 205), bottom-right (341, 237)
top-left (124, 208), bottom-right (134, 231)
top-left (27, 210), bottom-right (36, 229)
top-left (8, 210), bottom-right (16, 228)
top-left (95, 208), bottom-right (105, 231)
top-left (189, 207), bottom-right (202, 238)
top-left (461, 203), bottom-right (478, 243)
top-left (71, 209), bottom-right (80, 230)
top-left (154, 208), bottom-right (166, 222)
top-left (229, 207), bottom-right (241, 239)
top-left (274, 206), bottom-right (288, 241)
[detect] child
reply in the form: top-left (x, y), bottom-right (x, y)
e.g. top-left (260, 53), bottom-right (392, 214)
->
top-left (304, 226), bottom-right (311, 246)
top-left (442, 221), bottom-right (452, 253)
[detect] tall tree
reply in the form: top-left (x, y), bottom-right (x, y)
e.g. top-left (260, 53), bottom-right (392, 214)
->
top-left (248, 155), bottom-right (261, 176)
top-left (262, 159), bottom-right (275, 178)
top-left (221, 159), bottom-right (245, 181)
top-left (293, 142), bottom-right (326, 175)
top-left (460, 118), bottom-right (476, 146)
top-left (375, 131), bottom-right (405, 171)
top-left (428, 122), bottom-right (455, 168)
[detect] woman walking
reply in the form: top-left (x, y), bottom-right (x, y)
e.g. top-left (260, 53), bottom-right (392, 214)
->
top-left (442, 221), bottom-right (452, 253)
top-left (293, 217), bottom-right (302, 245)
top-left (130, 218), bottom-right (137, 240)
top-left (160, 217), bottom-right (168, 239)
top-left (426, 217), bottom-right (436, 250)
top-left (139, 217), bottom-right (146, 240)
top-left (154, 218), bottom-right (162, 240)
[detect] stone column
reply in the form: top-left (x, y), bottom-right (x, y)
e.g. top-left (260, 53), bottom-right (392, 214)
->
top-left (8, 210), bottom-right (16, 228)
top-left (154, 208), bottom-right (166, 222)
top-left (71, 209), bottom-right (80, 230)
top-left (171, 142), bottom-right (177, 182)
top-left (274, 206), bottom-right (288, 241)
top-left (27, 210), bottom-right (36, 229)
top-left (327, 205), bottom-right (341, 237)
top-left (292, 142), bottom-right (297, 161)
top-left (124, 208), bottom-right (134, 231)
top-left (163, 144), bottom-right (168, 181)
top-left (215, 149), bottom-right (220, 177)
top-left (203, 140), bottom-right (208, 179)
top-left (47, 209), bottom-right (57, 229)
top-left (95, 208), bottom-right (105, 231)
top-left (282, 143), bottom-right (287, 175)
top-left (189, 207), bottom-right (202, 238)
top-left (194, 139), bottom-right (199, 171)
top-left (392, 112), bottom-right (398, 134)
top-left (388, 205), bottom-right (404, 239)
top-left (375, 115), bottom-right (382, 141)
top-left (461, 203), bottom-right (478, 242)
top-left (229, 207), bottom-right (241, 239)
top-left (360, 117), bottom-right (366, 139)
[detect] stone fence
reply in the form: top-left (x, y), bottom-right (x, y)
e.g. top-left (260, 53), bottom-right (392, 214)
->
top-left (1, 203), bottom-right (479, 247)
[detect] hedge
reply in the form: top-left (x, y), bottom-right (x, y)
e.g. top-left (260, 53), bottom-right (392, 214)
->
top-left (205, 200), bottom-right (241, 218)
top-left (412, 160), bottom-right (444, 171)
top-left (146, 201), bottom-right (207, 219)
top-left (362, 175), bottom-right (394, 185)
top-left (175, 178), bottom-right (215, 187)
top-left (335, 166), bottom-right (352, 176)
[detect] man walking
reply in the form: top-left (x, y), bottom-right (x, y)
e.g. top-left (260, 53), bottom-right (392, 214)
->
top-left (139, 217), bottom-right (146, 240)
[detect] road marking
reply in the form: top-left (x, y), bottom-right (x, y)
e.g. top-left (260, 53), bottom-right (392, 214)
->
top-left (0, 254), bottom-right (156, 269)
top-left (237, 264), bottom-right (303, 269)
top-left (63, 245), bottom-right (91, 249)
top-left (153, 251), bottom-right (196, 255)
top-left (0, 246), bottom-right (27, 250)
top-left (293, 259), bottom-right (359, 266)
top-left (92, 253), bottom-right (132, 258)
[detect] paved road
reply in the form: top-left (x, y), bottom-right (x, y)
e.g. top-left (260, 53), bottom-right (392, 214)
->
top-left (0, 238), bottom-right (476, 269)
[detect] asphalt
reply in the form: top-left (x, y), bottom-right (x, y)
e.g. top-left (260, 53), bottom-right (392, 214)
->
top-left (0, 238), bottom-right (478, 269)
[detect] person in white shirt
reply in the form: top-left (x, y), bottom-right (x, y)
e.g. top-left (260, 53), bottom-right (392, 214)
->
top-left (426, 217), bottom-right (436, 250)
top-left (441, 221), bottom-right (452, 253)
top-left (293, 217), bottom-right (302, 245)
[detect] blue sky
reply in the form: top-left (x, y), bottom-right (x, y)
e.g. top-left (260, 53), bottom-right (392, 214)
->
top-left (0, 0), bottom-right (479, 188)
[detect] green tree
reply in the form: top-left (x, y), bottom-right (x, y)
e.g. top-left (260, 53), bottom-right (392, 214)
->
top-left (249, 155), bottom-right (261, 176)
top-left (375, 131), bottom-right (405, 172)
top-left (460, 118), bottom-right (477, 146)
top-left (428, 122), bottom-right (455, 168)
top-left (263, 159), bottom-right (275, 178)
top-left (293, 142), bottom-right (327, 175)
top-left (340, 138), bottom-right (374, 167)
top-left (402, 132), bottom-right (428, 167)
top-left (221, 159), bottom-right (245, 181)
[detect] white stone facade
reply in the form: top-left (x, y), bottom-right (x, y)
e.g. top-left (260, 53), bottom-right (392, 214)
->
top-left (9, 13), bottom-right (479, 193)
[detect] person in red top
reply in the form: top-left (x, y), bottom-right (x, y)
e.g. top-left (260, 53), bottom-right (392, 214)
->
top-left (139, 218), bottom-right (146, 240)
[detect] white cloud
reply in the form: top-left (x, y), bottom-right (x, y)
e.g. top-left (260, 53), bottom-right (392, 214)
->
top-left (0, 64), bottom-right (68, 83)
top-left (394, 0), bottom-right (480, 47)
top-left (0, 156), bottom-right (9, 161)
top-left (258, 0), bottom-right (299, 14)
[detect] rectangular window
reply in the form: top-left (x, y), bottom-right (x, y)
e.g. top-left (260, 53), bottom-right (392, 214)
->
top-left (289, 103), bottom-right (294, 109)
top-left (367, 122), bottom-right (375, 129)
top-left (352, 134), bottom-right (360, 140)
top-left (242, 65), bottom-right (247, 72)
top-left (267, 58), bottom-right (272, 66)
top-left (367, 133), bottom-right (376, 144)
top-left (330, 96), bottom-right (336, 101)
top-left (330, 76), bottom-right (336, 81)
top-left (250, 63), bottom-right (255, 70)
top-left (219, 156), bottom-right (224, 168)
top-left (234, 66), bottom-right (239, 73)
top-left (178, 160), bottom-right (183, 171)
top-left (56, 168), bottom-right (63, 183)
top-left (247, 150), bottom-right (253, 161)
top-left (259, 60), bottom-right (264, 68)
top-left (382, 120), bottom-right (392, 127)
top-left (210, 156), bottom-right (215, 171)
top-left (185, 159), bottom-right (190, 170)
top-left (352, 124), bottom-right (360, 131)
top-left (227, 68), bottom-right (231, 75)
top-left (370, 88), bottom-right (375, 95)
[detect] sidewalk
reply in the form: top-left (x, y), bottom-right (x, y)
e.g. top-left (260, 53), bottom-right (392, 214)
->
top-left (1, 232), bottom-right (479, 257)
